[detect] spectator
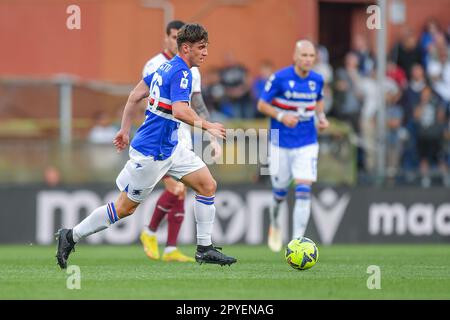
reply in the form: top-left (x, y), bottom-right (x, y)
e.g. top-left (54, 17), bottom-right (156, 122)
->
top-left (219, 52), bottom-right (253, 118)
top-left (88, 111), bottom-right (117, 144)
top-left (359, 69), bottom-right (378, 175)
top-left (413, 86), bottom-right (449, 187)
top-left (398, 63), bottom-right (428, 180)
top-left (314, 45), bottom-right (333, 84)
top-left (390, 27), bottom-right (424, 79)
top-left (202, 67), bottom-right (227, 121)
top-left (252, 60), bottom-right (274, 118)
top-left (387, 58), bottom-right (408, 90)
top-left (44, 165), bottom-right (61, 187)
top-left (313, 45), bottom-right (334, 114)
top-left (427, 46), bottom-right (450, 104)
top-left (87, 110), bottom-right (125, 173)
top-left (333, 52), bottom-right (366, 172)
top-left (427, 31), bottom-right (450, 66)
top-left (401, 63), bottom-right (428, 126)
top-left (351, 34), bottom-right (375, 77)
top-left (419, 18), bottom-right (442, 67)
top-left (333, 52), bottom-right (364, 133)
top-left (385, 81), bottom-right (407, 182)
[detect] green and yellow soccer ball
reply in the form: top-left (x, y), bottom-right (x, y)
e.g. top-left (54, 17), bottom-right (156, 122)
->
top-left (285, 237), bottom-right (319, 270)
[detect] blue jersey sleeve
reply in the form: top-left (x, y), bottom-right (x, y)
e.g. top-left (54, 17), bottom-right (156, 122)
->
top-left (170, 69), bottom-right (192, 103)
top-left (143, 71), bottom-right (155, 88)
top-left (260, 73), bottom-right (281, 103)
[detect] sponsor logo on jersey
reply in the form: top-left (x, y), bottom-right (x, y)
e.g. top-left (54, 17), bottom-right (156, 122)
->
top-left (282, 91), bottom-right (317, 100)
top-left (284, 91), bottom-right (292, 99)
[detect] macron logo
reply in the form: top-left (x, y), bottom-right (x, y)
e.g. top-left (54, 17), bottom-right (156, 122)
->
top-left (182, 71), bottom-right (189, 78)
top-left (312, 188), bottom-right (350, 244)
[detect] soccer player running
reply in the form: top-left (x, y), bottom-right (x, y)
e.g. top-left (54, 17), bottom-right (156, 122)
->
top-left (257, 40), bottom-right (329, 252)
top-left (55, 23), bottom-right (236, 268)
top-left (140, 20), bottom-right (221, 263)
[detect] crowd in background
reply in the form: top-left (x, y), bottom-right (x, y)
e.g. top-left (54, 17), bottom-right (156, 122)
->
top-left (87, 18), bottom-right (450, 188)
top-left (200, 18), bottom-right (450, 188)
top-left (336, 19), bottom-right (450, 188)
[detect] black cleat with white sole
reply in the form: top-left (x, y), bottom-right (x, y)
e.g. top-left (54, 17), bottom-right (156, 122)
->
top-left (55, 228), bottom-right (76, 269)
top-left (195, 246), bottom-right (237, 266)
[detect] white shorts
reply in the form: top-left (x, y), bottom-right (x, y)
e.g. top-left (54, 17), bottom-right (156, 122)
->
top-left (268, 143), bottom-right (319, 189)
top-left (116, 145), bottom-right (206, 202)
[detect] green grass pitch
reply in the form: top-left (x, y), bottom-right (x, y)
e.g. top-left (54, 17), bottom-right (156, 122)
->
top-left (1, 244), bottom-right (449, 299)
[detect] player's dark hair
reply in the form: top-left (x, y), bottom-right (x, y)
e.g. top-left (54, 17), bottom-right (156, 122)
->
top-left (166, 20), bottom-right (185, 35)
top-left (177, 23), bottom-right (208, 48)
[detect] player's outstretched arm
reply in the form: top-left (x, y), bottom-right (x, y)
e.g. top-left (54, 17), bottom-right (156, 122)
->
top-left (257, 99), bottom-right (299, 128)
top-left (113, 80), bottom-right (150, 152)
top-left (257, 99), bottom-right (279, 119)
top-left (315, 100), bottom-right (329, 131)
top-left (191, 92), bottom-right (222, 159)
top-left (172, 101), bottom-right (226, 140)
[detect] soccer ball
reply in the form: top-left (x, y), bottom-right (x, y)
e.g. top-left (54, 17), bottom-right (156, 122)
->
top-left (285, 237), bottom-right (319, 270)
